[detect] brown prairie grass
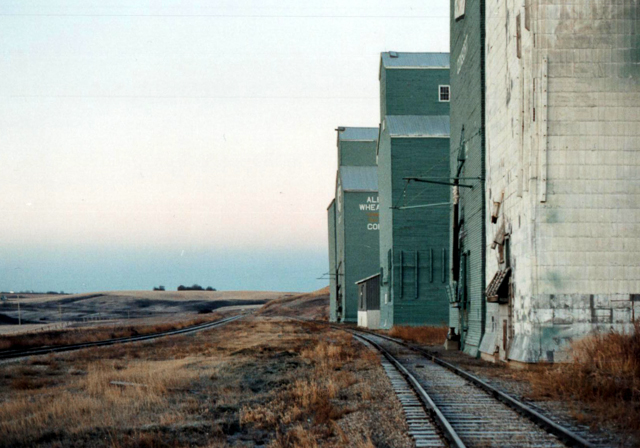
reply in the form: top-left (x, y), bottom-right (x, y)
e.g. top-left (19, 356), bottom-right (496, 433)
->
top-left (388, 325), bottom-right (448, 346)
top-left (527, 322), bottom-right (640, 435)
top-left (259, 287), bottom-right (329, 321)
top-left (0, 318), bottom-right (408, 448)
top-left (0, 314), bottom-right (221, 351)
top-left (0, 357), bottom-right (222, 446)
top-left (240, 329), bottom-right (372, 443)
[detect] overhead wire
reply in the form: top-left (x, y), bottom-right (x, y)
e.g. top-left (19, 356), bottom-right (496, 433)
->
top-left (395, 127), bottom-right (484, 209)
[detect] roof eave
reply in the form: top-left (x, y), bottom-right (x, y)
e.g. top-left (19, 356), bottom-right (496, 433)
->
top-left (342, 188), bottom-right (379, 193)
top-left (384, 66), bottom-right (450, 70)
top-left (389, 134), bottom-right (451, 139)
top-left (355, 272), bottom-right (381, 285)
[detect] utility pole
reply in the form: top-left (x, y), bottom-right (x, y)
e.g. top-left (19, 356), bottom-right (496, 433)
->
top-left (59, 303), bottom-right (62, 322)
top-left (18, 301), bottom-right (21, 326)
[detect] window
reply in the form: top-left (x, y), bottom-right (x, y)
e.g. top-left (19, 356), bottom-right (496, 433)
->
top-left (439, 85), bottom-right (450, 102)
top-left (455, 0), bottom-right (466, 19)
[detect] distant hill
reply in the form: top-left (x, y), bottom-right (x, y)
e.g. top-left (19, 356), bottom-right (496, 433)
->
top-left (258, 287), bottom-right (329, 320)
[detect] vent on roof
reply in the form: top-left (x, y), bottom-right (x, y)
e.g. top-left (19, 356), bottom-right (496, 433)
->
top-left (389, 51), bottom-right (398, 58)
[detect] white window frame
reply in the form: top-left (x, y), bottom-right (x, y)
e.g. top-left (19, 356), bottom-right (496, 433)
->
top-left (455, 0), bottom-right (466, 19)
top-left (439, 85), bottom-right (451, 102)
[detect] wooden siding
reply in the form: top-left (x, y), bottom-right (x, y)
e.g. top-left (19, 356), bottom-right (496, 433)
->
top-left (339, 140), bottom-right (378, 167)
top-left (358, 275), bottom-right (380, 311)
top-left (378, 128), bottom-right (451, 327)
top-left (382, 68), bottom-right (451, 117)
top-left (328, 201), bottom-right (338, 322)
top-left (341, 192), bottom-right (380, 323)
top-left (450, 0), bottom-right (487, 356)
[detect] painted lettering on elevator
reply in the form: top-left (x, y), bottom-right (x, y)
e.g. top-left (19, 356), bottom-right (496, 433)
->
top-left (359, 196), bottom-right (380, 211)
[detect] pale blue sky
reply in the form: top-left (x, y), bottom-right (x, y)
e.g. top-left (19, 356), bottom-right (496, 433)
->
top-left (1, 0), bottom-right (449, 293)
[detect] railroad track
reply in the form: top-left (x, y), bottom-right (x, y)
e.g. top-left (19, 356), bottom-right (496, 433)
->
top-left (351, 329), bottom-right (596, 448)
top-left (0, 314), bottom-right (243, 360)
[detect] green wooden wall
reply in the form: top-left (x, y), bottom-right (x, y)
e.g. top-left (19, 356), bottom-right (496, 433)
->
top-left (334, 132), bottom-right (379, 323)
top-left (378, 130), bottom-right (394, 325)
top-left (336, 186), bottom-right (346, 322)
top-left (378, 130), bottom-right (451, 328)
top-left (327, 200), bottom-right (338, 322)
top-left (449, 0), bottom-right (487, 357)
top-left (381, 67), bottom-right (450, 117)
top-left (340, 191), bottom-right (380, 323)
top-left (339, 141), bottom-right (378, 167)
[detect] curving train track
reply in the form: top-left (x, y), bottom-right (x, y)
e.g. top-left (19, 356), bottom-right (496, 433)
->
top-left (0, 314), bottom-right (243, 360)
top-left (321, 322), bottom-right (602, 448)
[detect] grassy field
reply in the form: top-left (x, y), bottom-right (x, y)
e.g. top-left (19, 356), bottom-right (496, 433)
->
top-left (0, 313), bottom-right (224, 352)
top-left (0, 290), bottom-right (294, 336)
top-left (258, 287), bottom-right (329, 321)
top-left (0, 317), bottom-right (412, 448)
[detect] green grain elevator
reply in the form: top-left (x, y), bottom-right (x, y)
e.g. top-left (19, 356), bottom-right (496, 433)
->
top-left (377, 52), bottom-right (451, 328)
top-left (448, 0), bottom-right (487, 357)
top-left (333, 127), bottom-right (380, 323)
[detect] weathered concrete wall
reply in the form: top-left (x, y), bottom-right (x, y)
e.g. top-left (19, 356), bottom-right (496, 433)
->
top-left (483, 0), bottom-right (640, 363)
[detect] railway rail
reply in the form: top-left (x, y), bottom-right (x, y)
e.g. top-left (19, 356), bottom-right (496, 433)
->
top-left (295, 317), bottom-right (601, 448)
top-left (0, 314), bottom-right (243, 360)
top-left (350, 330), bottom-right (597, 448)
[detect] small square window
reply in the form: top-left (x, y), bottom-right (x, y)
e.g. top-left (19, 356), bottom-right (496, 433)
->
top-left (439, 85), bottom-right (450, 102)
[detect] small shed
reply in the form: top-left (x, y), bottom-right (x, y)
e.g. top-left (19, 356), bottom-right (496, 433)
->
top-left (356, 273), bottom-right (381, 329)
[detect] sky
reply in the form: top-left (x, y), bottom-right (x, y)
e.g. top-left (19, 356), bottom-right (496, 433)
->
top-left (0, 0), bottom-right (450, 293)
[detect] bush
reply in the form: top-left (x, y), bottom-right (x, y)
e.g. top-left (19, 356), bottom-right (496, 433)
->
top-left (527, 321), bottom-right (640, 435)
top-left (177, 284), bottom-right (210, 291)
top-left (387, 326), bottom-right (448, 346)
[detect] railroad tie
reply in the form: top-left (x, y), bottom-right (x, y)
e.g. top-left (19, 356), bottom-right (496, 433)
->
top-left (381, 359), bottom-right (445, 447)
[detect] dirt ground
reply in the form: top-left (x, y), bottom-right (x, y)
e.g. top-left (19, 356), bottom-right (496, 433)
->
top-left (0, 317), bottom-right (412, 448)
top-left (0, 290), bottom-right (295, 335)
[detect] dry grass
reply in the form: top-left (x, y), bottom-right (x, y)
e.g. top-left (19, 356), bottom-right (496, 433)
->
top-left (239, 331), bottom-right (362, 435)
top-left (238, 323), bottom-right (390, 446)
top-left (0, 317), bottom-right (411, 447)
top-left (259, 287), bottom-right (329, 321)
top-left (387, 325), bottom-right (448, 346)
top-left (527, 322), bottom-right (640, 436)
top-left (0, 357), bottom-right (221, 445)
top-left (0, 314), bottom-right (221, 352)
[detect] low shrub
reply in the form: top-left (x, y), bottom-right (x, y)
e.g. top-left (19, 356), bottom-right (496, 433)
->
top-left (387, 325), bottom-right (448, 346)
top-left (527, 321), bottom-right (640, 435)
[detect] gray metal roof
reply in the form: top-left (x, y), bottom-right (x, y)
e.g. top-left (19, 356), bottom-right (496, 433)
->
top-left (386, 115), bottom-right (450, 138)
top-left (355, 273), bottom-right (381, 284)
top-left (339, 166), bottom-right (378, 192)
top-left (381, 52), bottom-right (450, 69)
top-left (337, 127), bottom-right (379, 142)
